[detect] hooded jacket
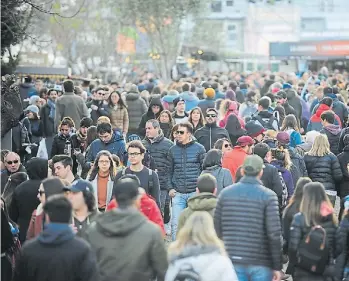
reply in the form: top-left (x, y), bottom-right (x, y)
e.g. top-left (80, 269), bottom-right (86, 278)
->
top-left (339, 127), bottom-right (349, 153)
top-left (9, 158), bottom-right (48, 243)
top-left (222, 146), bottom-right (249, 182)
top-left (180, 91), bottom-right (199, 112)
top-left (313, 94), bottom-right (348, 125)
top-left (86, 130), bottom-right (126, 162)
top-left (85, 208), bottom-right (168, 281)
top-left (13, 223), bottom-right (98, 281)
top-left (225, 114), bottom-right (247, 145)
top-left (307, 104), bottom-right (342, 132)
top-left (125, 92), bottom-right (148, 131)
top-left (337, 145), bottom-right (349, 198)
top-left (138, 95), bottom-right (164, 138)
top-left (165, 245), bottom-right (238, 281)
top-left (50, 132), bottom-right (72, 158)
top-left (320, 124), bottom-right (342, 155)
top-left (177, 193), bottom-right (217, 233)
top-left (201, 166), bottom-right (233, 194)
top-left (286, 90), bottom-right (302, 123)
top-left (194, 123), bottom-right (230, 152)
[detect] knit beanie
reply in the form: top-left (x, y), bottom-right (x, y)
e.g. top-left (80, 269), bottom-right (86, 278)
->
top-left (245, 121), bottom-right (266, 138)
top-left (129, 84), bottom-right (139, 94)
top-left (29, 95), bottom-right (40, 105)
top-left (205, 88), bottom-right (215, 99)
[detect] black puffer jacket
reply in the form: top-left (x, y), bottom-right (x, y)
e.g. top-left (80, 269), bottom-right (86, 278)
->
top-left (194, 123), bottom-right (230, 152)
top-left (214, 176), bottom-right (282, 271)
top-left (335, 215), bottom-right (349, 280)
top-left (304, 153), bottom-right (343, 191)
top-left (339, 127), bottom-right (349, 153)
top-left (138, 95), bottom-right (163, 138)
top-left (167, 139), bottom-right (206, 193)
top-left (338, 145), bottom-right (349, 198)
top-left (142, 132), bottom-right (174, 191)
top-left (320, 124), bottom-right (341, 155)
top-left (288, 213), bottom-right (337, 280)
top-left (288, 147), bottom-right (308, 185)
top-left (50, 133), bottom-right (71, 158)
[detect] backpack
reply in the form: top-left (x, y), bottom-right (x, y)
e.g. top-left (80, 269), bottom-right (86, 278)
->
top-left (173, 264), bottom-right (201, 281)
top-left (296, 225), bottom-right (330, 274)
top-left (278, 171), bottom-right (288, 208)
top-left (121, 168), bottom-right (153, 191)
top-left (252, 113), bottom-right (278, 130)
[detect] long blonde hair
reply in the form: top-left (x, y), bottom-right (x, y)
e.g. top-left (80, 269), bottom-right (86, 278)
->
top-left (300, 182), bottom-right (337, 226)
top-left (168, 211), bottom-right (226, 256)
top-left (307, 134), bottom-right (331, 157)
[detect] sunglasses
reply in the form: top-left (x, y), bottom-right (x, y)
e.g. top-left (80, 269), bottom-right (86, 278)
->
top-left (207, 114), bottom-right (217, 118)
top-left (6, 160), bottom-right (19, 165)
top-left (224, 143), bottom-right (232, 148)
top-left (38, 190), bottom-right (45, 196)
top-left (176, 130), bottom-right (185, 135)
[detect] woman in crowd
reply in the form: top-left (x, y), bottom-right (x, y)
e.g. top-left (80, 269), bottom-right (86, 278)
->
top-left (170, 124), bottom-right (180, 143)
top-left (26, 177), bottom-right (66, 240)
top-left (295, 130), bottom-right (320, 156)
top-left (2, 172), bottom-right (28, 207)
top-left (158, 110), bottom-right (174, 139)
top-left (288, 182), bottom-right (337, 281)
top-left (281, 114), bottom-right (302, 148)
top-left (106, 91), bottom-right (129, 136)
top-left (214, 138), bottom-right (232, 155)
top-left (336, 195), bottom-right (349, 280)
top-left (225, 114), bottom-right (246, 146)
top-left (304, 134), bottom-right (343, 205)
top-left (201, 149), bottom-right (233, 195)
top-left (219, 100), bottom-right (245, 129)
top-left (166, 211), bottom-right (238, 281)
top-left (88, 150), bottom-right (116, 212)
top-left (238, 90), bottom-right (258, 119)
top-left (51, 118), bottom-right (75, 158)
top-left (188, 107), bottom-right (205, 134)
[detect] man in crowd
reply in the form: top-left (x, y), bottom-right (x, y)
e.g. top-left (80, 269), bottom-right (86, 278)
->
top-left (198, 87), bottom-right (216, 117)
top-left (194, 108), bottom-right (230, 152)
top-left (51, 117), bottom-right (75, 158)
top-left (142, 119), bottom-right (173, 213)
top-left (52, 155), bottom-right (79, 184)
top-left (252, 97), bottom-right (279, 131)
top-left (55, 79), bottom-right (89, 130)
top-left (245, 121), bottom-right (266, 144)
top-left (320, 111), bottom-right (342, 155)
top-left (85, 176), bottom-right (168, 281)
top-left (138, 95), bottom-right (164, 138)
top-left (172, 97), bottom-right (189, 124)
top-left (114, 140), bottom-right (161, 208)
top-left (275, 90), bottom-right (296, 117)
top-left (215, 155), bottom-right (282, 281)
top-left (222, 136), bottom-right (254, 181)
top-left (180, 82), bottom-right (199, 112)
top-left (167, 122), bottom-right (206, 240)
top-left (177, 173), bottom-right (217, 233)
top-left (86, 122), bottom-right (126, 163)
top-left (1, 152), bottom-right (26, 192)
top-left (13, 195), bottom-right (98, 281)
top-left (86, 87), bottom-right (108, 124)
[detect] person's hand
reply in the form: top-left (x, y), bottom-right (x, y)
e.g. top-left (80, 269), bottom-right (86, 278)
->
top-left (91, 104), bottom-right (98, 111)
top-left (71, 224), bottom-right (78, 234)
top-left (169, 189), bottom-right (176, 198)
top-left (272, 271), bottom-right (282, 281)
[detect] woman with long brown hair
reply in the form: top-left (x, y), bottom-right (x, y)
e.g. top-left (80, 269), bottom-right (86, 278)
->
top-left (158, 110), bottom-right (174, 139)
top-left (188, 107), bottom-right (205, 134)
top-left (288, 182), bottom-right (338, 281)
top-left (281, 114), bottom-right (302, 148)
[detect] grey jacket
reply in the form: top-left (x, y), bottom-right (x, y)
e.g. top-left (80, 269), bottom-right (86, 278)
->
top-left (201, 166), bottom-right (233, 194)
top-left (165, 245), bottom-right (238, 281)
top-left (55, 92), bottom-right (89, 130)
top-left (125, 92), bottom-right (147, 131)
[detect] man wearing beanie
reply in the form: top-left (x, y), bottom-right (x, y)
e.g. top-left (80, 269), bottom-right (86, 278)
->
top-left (172, 97), bottom-right (189, 124)
top-left (198, 88), bottom-right (216, 117)
top-left (245, 121), bottom-right (266, 144)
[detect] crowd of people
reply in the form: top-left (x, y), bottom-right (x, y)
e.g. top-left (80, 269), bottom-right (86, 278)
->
top-left (1, 68), bottom-right (349, 281)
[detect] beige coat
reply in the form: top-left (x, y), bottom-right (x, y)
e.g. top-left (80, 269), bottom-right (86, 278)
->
top-left (108, 106), bottom-right (129, 133)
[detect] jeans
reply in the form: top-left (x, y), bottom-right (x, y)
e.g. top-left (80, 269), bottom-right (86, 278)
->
top-left (171, 191), bottom-right (196, 241)
top-left (234, 265), bottom-right (273, 281)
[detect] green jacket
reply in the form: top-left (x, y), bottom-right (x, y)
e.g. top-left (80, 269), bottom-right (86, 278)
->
top-left (177, 193), bottom-right (217, 234)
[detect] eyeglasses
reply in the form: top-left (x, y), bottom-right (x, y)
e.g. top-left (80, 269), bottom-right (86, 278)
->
top-left (207, 114), bottom-right (217, 118)
top-left (98, 160), bottom-right (110, 164)
top-left (224, 143), bottom-right (232, 148)
top-left (38, 190), bottom-right (45, 196)
top-left (6, 160), bottom-right (19, 165)
top-left (129, 152), bottom-right (142, 157)
top-left (176, 130), bottom-right (185, 135)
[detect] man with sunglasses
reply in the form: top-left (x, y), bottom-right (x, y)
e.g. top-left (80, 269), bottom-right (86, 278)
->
top-left (194, 108), bottom-right (230, 152)
top-left (87, 87), bottom-right (109, 125)
top-left (167, 122), bottom-right (206, 240)
top-left (1, 152), bottom-right (26, 192)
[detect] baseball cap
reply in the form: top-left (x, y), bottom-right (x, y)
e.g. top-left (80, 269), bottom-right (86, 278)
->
top-left (64, 180), bottom-right (93, 193)
top-left (25, 105), bottom-right (39, 114)
top-left (276, 132), bottom-right (290, 145)
top-left (242, 155), bottom-right (265, 175)
top-left (173, 97), bottom-right (185, 107)
top-left (237, 136), bottom-right (254, 146)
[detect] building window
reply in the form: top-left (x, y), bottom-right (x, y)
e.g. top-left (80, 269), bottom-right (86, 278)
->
top-left (211, 1), bottom-right (222, 12)
top-left (226, 0), bottom-right (233, 6)
top-left (228, 25), bottom-right (236, 31)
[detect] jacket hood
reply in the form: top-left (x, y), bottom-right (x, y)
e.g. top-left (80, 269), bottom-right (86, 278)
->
top-left (323, 124), bottom-right (341, 135)
top-left (315, 104), bottom-right (331, 117)
top-left (26, 157), bottom-right (48, 180)
top-left (126, 92), bottom-right (141, 101)
top-left (38, 223), bottom-right (74, 245)
top-left (169, 245), bottom-right (220, 263)
top-left (147, 95), bottom-right (164, 113)
top-left (286, 89), bottom-right (297, 99)
top-left (181, 91), bottom-right (198, 102)
top-left (95, 208), bottom-right (146, 236)
top-left (187, 193), bottom-right (217, 212)
top-left (110, 130), bottom-right (124, 143)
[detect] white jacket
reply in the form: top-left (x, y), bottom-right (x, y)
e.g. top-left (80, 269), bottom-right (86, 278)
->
top-left (89, 176), bottom-right (114, 208)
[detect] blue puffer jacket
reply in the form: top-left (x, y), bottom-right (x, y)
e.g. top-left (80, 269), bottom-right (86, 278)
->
top-left (167, 139), bottom-right (206, 193)
top-left (86, 131), bottom-right (126, 163)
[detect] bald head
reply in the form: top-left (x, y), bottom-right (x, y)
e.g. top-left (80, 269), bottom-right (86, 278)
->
top-left (4, 152), bottom-right (21, 173)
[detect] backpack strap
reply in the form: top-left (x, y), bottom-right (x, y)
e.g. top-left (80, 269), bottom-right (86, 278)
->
top-left (148, 169), bottom-right (153, 191)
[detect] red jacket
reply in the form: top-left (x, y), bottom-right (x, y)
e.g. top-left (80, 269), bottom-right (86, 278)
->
top-left (310, 104), bottom-right (342, 127)
top-left (222, 146), bottom-right (249, 181)
top-left (107, 195), bottom-right (165, 236)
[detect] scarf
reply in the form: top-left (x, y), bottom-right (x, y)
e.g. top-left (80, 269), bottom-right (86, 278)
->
top-left (47, 99), bottom-right (56, 120)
